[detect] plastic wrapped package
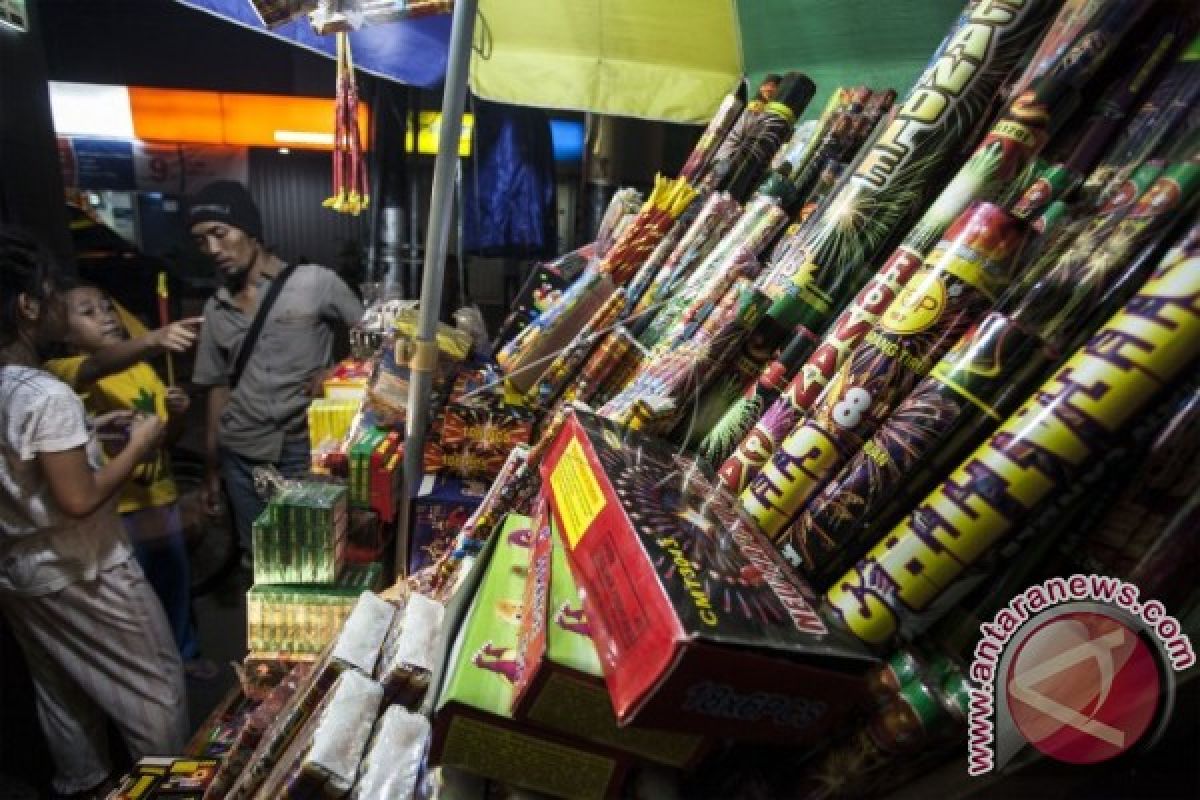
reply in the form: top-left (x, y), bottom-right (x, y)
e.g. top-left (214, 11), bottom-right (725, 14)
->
top-left (284, 670), bottom-right (385, 798)
top-left (377, 592), bottom-right (446, 707)
top-left (331, 592), bottom-right (397, 676)
top-left (352, 706), bottom-right (431, 800)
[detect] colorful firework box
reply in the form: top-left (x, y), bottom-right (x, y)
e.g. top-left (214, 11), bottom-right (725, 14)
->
top-left (511, 507), bottom-right (708, 767)
top-left (111, 757), bottom-right (220, 799)
top-left (540, 410), bottom-right (875, 742)
top-left (425, 400), bottom-right (534, 480)
top-left (492, 245), bottom-right (594, 353)
top-left (348, 428), bottom-right (404, 522)
top-left (410, 473), bottom-right (488, 574)
top-left (245, 562), bottom-right (383, 655)
top-left (252, 482), bottom-right (349, 586)
top-left (430, 513), bottom-right (629, 800)
top-left (321, 357), bottom-right (373, 401)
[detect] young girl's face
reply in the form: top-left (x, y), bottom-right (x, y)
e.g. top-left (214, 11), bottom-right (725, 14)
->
top-left (65, 287), bottom-right (125, 352)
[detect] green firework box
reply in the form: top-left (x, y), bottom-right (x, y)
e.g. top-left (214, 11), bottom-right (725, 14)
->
top-left (539, 410), bottom-right (876, 743)
top-left (511, 503), bottom-right (708, 767)
top-left (430, 513), bottom-right (628, 800)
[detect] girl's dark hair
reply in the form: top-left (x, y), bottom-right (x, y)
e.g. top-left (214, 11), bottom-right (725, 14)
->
top-left (0, 225), bottom-right (66, 345)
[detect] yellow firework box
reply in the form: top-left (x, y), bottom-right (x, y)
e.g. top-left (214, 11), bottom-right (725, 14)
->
top-left (825, 236), bottom-right (1200, 645)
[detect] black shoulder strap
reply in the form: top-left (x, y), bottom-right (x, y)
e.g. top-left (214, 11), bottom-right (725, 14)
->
top-left (230, 264), bottom-right (297, 389)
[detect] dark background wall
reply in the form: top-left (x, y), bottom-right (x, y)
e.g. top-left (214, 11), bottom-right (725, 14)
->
top-left (0, 0), bottom-right (72, 258)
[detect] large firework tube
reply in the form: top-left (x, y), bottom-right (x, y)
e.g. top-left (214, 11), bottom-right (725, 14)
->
top-left (628, 192), bottom-right (740, 337)
top-left (741, 203), bottom-right (1027, 544)
top-left (864, 216), bottom-right (1196, 556)
top-left (1010, 17), bottom-right (1185, 220)
top-left (720, 0), bottom-right (1138, 491)
top-left (679, 92), bottom-right (746, 182)
top-left (823, 237), bottom-right (1200, 646)
top-left (794, 159), bottom-right (1200, 587)
top-left (718, 231), bottom-right (934, 491)
top-left (1078, 49), bottom-right (1200, 209)
top-left (890, 0), bottom-right (1149, 263)
top-left (721, 74), bottom-right (817, 201)
top-left (728, 0), bottom-right (1057, 453)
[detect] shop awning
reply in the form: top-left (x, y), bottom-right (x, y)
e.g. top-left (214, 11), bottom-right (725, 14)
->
top-left (469, 0), bottom-right (742, 124)
top-left (469, 0), bottom-right (965, 123)
top-left (175, 0), bottom-right (453, 88)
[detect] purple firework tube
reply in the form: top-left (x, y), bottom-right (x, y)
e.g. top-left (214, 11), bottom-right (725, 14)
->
top-left (741, 203), bottom-right (1028, 550)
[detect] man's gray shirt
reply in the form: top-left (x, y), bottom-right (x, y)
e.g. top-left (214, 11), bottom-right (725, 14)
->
top-left (192, 263), bottom-right (364, 462)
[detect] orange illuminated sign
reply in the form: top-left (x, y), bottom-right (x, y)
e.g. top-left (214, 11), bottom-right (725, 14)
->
top-left (127, 87), bottom-right (369, 150)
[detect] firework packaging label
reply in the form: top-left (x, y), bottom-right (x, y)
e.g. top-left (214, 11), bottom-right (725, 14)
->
top-left (540, 411), bottom-right (875, 742)
top-left (511, 507), bottom-right (708, 768)
top-left (715, 0), bottom-right (1053, 490)
top-left (825, 235), bottom-right (1200, 646)
top-left (742, 203), bottom-right (1026, 545)
top-left (755, 0), bottom-right (1054, 336)
top-left (794, 310), bottom-right (1054, 590)
top-left (718, 235), bottom-right (929, 493)
top-left (431, 513), bottom-right (629, 800)
top-left (410, 474), bottom-right (487, 575)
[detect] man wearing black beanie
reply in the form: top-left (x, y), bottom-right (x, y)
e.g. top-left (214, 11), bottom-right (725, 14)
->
top-left (186, 182), bottom-right (363, 562)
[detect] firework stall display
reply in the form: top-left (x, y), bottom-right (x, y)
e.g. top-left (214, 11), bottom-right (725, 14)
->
top-left (93, 1), bottom-right (1200, 799)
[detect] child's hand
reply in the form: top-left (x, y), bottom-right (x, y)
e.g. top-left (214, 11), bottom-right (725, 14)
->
top-left (128, 412), bottom-right (167, 460)
top-left (153, 317), bottom-right (204, 353)
top-left (165, 387), bottom-right (191, 415)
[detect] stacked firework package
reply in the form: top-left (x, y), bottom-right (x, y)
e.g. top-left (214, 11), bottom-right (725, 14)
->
top-left (209, 586), bottom-right (445, 800)
top-left (430, 513), bottom-right (633, 800)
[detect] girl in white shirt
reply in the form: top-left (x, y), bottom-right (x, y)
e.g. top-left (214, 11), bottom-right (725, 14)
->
top-left (0, 227), bottom-right (187, 799)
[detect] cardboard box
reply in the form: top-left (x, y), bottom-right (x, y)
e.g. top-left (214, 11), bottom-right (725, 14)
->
top-left (431, 513), bottom-right (628, 800)
top-left (111, 757), bottom-right (219, 799)
top-left (540, 411), bottom-right (876, 743)
top-left (410, 473), bottom-right (487, 574)
top-left (513, 501), bottom-right (707, 767)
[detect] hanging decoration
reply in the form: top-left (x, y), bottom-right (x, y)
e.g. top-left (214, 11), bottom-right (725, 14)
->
top-left (324, 31), bottom-right (370, 215)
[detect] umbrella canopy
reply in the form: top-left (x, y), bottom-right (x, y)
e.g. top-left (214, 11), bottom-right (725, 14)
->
top-left (470, 0), bottom-right (966, 122)
top-left (176, 0), bottom-right (453, 88)
top-left (469, 0), bottom-right (742, 123)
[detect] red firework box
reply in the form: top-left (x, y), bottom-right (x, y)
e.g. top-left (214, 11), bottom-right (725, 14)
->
top-left (511, 497), bottom-right (708, 767)
top-left (540, 410), bottom-right (876, 742)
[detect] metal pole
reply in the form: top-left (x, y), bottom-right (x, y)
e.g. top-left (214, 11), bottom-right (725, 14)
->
top-left (395, 0), bottom-right (477, 577)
